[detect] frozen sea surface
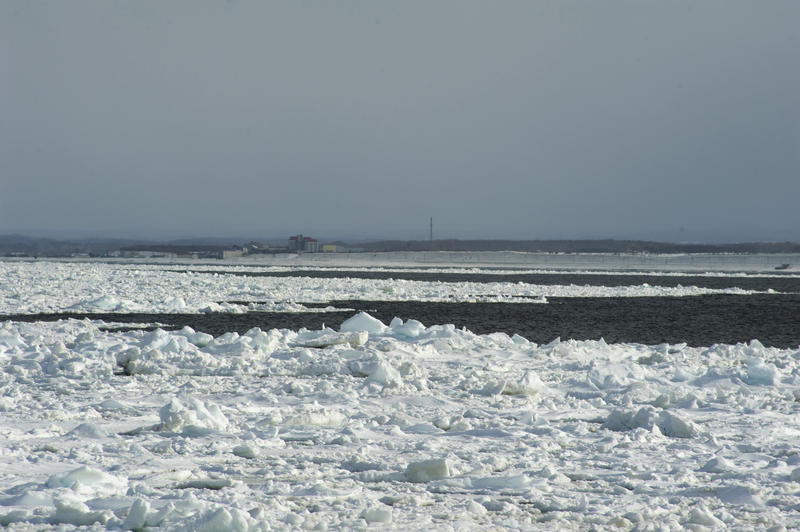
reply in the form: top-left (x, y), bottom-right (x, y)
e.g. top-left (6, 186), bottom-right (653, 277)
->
top-left (28, 250), bottom-right (797, 272)
top-left (1, 317), bottom-right (800, 530)
top-left (1, 256), bottom-right (799, 530)
top-left (167, 267), bottom-right (800, 292)
top-left (0, 260), bottom-right (784, 315)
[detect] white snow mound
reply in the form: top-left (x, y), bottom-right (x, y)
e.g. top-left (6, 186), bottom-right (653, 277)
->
top-left (159, 397), bottom-right (229, 434)
top-left (406, 459), bottom-right (451, 482)
top-left (340, 312), bottom-right (387, 334)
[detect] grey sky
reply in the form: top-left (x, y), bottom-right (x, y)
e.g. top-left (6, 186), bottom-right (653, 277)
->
top-left (2, 1), bottom-right (799, 242)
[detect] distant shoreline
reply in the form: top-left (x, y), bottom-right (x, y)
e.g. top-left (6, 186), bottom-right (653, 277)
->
top-left (2, 251), bottom-right (798, 275)
top-left (357, 239), bottom-right (800, 254)
top-left (1, 234), bottom-right (799, 258)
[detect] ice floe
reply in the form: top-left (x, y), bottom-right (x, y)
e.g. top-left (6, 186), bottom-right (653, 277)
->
top-left (0, 260), bottom-right (777, 315)
top-left (1, 313), bottom-right (799, 529)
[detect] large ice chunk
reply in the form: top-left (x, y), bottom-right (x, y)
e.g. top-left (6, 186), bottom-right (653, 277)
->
top-left (46, 466), bottom-right (126, 496)
top-left (69, 295), bottom-right (124, 312)
top-left (363, 506), bottom-right (392, 523)
top-left (293, 329), bottom-right (367, 348)
top-left (390, 318), bottom-right (426, 338)
top-left (52, 495), bottom-right (113, 527)
top-left (743, 357), bottom-right (780, 386)
top-left (365, 360), bottom-right (403, 388)
top-left (501, 370), bottom-right (547, 396)
top-left (602, 407), bottom-right (657, 432)
top-left (657, 411), bottom-right (697, 438)
top-left (405, 458), bottom-right (451, 482)
top-left (340, 312), bottom-right (387, 334)
top-left (158, 397), bottom-right (229, 434)
top-left (603, 407), bottom-right (696, 438)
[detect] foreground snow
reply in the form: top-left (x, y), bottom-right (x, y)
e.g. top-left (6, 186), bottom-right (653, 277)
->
top-left (0, 261), bottom-right (771, 315)
top-left (1, 315), bottom-right (799, 530)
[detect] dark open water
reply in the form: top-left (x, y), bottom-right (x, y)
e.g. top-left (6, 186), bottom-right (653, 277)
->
top-left (4, 294), bottom-right (799, 348)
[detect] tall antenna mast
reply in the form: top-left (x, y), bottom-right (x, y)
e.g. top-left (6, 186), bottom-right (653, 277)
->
top-left (429, 216), bottom-right (433, 248)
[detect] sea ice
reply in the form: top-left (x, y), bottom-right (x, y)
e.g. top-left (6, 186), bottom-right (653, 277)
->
top-left (0, 259), bottom-right (799, 529)
top-left (158, 397), bottom-right (229, 434)
top-left (405, 459), bottom-right (451, 482)
top-left (0, 260), bottom-right (779, 315)
top-left (340, 311), bottom-right (387, 334)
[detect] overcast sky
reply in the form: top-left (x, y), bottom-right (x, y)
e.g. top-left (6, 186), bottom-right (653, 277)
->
top-left (2, 1), bottom-right (799, 242)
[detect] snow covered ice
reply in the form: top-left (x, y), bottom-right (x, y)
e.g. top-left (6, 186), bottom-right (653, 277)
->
top-left (0, 260), bottom-right (781, 315)
top-left (1, 258), bottom-right (799, 530)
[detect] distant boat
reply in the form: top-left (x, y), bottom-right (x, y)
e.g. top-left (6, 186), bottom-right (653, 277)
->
top-left (775, 263), bottom-right (791, 270)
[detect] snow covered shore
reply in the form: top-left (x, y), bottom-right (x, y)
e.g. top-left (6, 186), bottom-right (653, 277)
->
top-left (1, 313), bottom-right (799, 529)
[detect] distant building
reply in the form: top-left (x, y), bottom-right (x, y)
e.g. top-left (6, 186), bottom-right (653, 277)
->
top-left (120, 246), bottom-right (178, 259)
top-left (248, 241), bottom-right (269, 251)
top-left (119, 245), bottom-right (247, 260)
top-left (288, 234), bottom-right (319, 253)
top-left (321, 244), bottom-right (338, 253)
top-left (221, 248), bottom-right (246, 259)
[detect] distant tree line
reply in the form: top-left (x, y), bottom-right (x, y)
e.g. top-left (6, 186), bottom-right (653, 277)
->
top-left (2, 234), bottom-right (799, 257)
top-left (357, 239), bottom-right (800, 254)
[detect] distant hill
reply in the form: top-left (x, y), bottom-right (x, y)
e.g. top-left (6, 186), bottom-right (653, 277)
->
top-left (0, 234), bottom-right (290, 257)
top-left (0, 235), bottom-right (240, 257)
top-left (2, 234), bottom-right (799, 257)
top-left (0, 234), bottom-right (146, 256)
